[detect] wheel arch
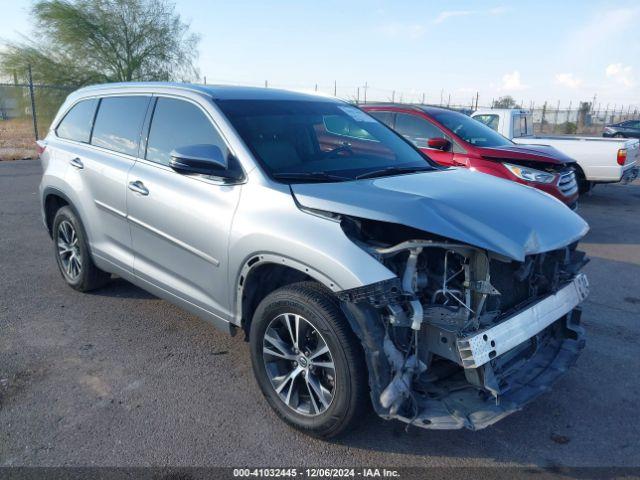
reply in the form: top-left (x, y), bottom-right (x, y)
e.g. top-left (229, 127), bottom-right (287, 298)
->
top-left (42, 187), bottom-right (75, 237)
top-left (235, 254), bottom-right (342, 336)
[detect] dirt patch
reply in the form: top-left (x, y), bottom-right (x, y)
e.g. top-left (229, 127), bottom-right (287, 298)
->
top-left (0, 119), bottom-right (37, 161)
top-left (0, 366), bottom-right (48, 408)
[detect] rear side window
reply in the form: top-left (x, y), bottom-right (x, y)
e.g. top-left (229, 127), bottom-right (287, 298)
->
top-left (395, 113), bottom-right (445, 148)
top-left (56, 99), bottom-right (98, 143)
top-left (145, 97), bottom-right (231, 167)
top-left (91, 96), bottom-right (150, 156)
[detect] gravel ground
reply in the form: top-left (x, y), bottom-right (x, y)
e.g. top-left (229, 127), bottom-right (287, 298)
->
top-left (0, 159), bottom-right (639, 468)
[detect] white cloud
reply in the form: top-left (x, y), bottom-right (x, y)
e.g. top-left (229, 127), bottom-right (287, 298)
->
top-left (434, 10), bottom-right (475, 24)
top-left (489, 6), bottom-right (510, 15)
top-left (434, 6), bottom-right (509, 24)
top-left (378, 22), bottom-right (426, 39)
top-left (555, 73), bottom-right (583, 89)
top-left (606, 63), bottom-right (635, 87)
top-left (570, 7), bottom-right (640, 52)
top-left (500, 71), bottom-right (528, 91)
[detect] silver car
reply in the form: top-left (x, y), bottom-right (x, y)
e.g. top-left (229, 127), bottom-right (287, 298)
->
top-left (39, 82), bottom-right (590, 437)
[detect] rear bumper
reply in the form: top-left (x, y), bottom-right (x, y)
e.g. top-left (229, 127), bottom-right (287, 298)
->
top-left (621, 165), bottom-right (639, 184)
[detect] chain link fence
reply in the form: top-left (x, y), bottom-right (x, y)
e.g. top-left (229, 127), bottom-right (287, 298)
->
top-left (2, 74), bottom-right (639, 160)
top-left (0, 81), bottom-right (73, 160)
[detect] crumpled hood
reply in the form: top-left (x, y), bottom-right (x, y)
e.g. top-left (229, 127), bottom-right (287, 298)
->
top-left (291, 168), bottom-right (589, 262)
top-left (478, 144), bottom-right (575, 165)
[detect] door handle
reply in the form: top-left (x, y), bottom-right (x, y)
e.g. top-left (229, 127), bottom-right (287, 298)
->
top-left (128, 180), bottom-right (149, 196)
top-left (69, 157), bottom-right (84, 169)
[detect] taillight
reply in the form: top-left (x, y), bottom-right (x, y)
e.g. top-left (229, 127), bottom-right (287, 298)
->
top-left (617, 148), bottom-right (627, 166)
top-left (36, 140), bottom-right (46, 157)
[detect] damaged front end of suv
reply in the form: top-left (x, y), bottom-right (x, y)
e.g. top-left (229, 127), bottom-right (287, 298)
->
top-left (338, 218), bottom-right (588, 430)
top-left (292, 170), bottom-right (590, 430)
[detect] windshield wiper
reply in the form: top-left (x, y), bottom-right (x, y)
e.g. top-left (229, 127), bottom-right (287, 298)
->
top-left (272, 171), bottom-right (351, 183)
top-left (355, 166), bottom-right (433, 180)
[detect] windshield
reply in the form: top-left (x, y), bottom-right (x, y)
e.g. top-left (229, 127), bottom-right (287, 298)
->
top-left (216, 99), bottom-right (436, 181)
top-left (431, 110), bottom-right (513, 148)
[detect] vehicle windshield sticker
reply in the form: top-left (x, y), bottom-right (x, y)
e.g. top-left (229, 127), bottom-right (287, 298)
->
top-left (338, 106), bottom-right (377, 123)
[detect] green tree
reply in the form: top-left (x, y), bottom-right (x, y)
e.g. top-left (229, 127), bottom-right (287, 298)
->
top-left (1, 0), bottom-right (200, 86)
top-left (492, 95), bottom-right (521, 109)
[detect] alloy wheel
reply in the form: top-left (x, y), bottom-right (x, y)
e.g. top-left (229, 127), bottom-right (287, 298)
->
top-left (262, 313), bottom-right (336, 416)
top-left (57, 220), bottom-right (82, 280)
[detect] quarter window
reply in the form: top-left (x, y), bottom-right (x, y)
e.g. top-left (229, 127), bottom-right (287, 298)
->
top-left (146, 97), bottom-right (235, 172)
top-left (91, 96), bottom-right (150, 156)
top-left (395, 113), bottom-right (446, 148)
top-left (56, 99), bottom-right (98, 143)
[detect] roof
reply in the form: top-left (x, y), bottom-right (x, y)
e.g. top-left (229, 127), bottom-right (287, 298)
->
top-left (72, 82), bottom-right (341, 102)
top-left (362, 103), bottom-right (463, 116)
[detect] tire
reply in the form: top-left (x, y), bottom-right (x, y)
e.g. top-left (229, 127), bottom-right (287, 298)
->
top-left (249, 282), bottom-right (369, 438)
top-left (614, 133), bottom-right (625, 138)
top-left (52, 206), bottom-right (110, 292)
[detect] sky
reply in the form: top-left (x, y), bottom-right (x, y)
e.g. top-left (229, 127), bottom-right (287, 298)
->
top-left (1, 0), bottom-right (639, 108)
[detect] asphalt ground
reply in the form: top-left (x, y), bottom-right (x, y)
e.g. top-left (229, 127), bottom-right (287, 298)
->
top-left (1, 159), bottom-right (639, 468)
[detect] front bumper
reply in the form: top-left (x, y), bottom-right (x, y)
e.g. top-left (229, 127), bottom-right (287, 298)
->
top-left (458, 273), bottom-right (589, 368)
top-left (396, 274), bottom-right (589, 430)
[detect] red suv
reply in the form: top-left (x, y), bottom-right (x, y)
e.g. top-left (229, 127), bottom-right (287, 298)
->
top-left (362, 105), bottom-right (579, 208)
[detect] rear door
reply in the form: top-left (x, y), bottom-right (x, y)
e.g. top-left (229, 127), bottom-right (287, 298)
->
top-left (126, 95), bottom-right (243, 321)
top-left (63, 95), bottom-right (150, 272)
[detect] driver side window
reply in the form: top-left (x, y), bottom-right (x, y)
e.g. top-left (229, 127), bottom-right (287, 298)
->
top-left (394, 113), bottom-right (446, 148)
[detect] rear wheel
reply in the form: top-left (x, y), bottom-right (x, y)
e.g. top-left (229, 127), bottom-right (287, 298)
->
top-left (52, 206), bottom-right (110, 292)
top-left (249, 282), bottom-right (368, 438)
top-left (614, 133), bottom-right (625, 138)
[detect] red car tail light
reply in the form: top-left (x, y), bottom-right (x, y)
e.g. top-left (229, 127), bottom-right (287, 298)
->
top-left (617, 148), bottom-right (627, 166)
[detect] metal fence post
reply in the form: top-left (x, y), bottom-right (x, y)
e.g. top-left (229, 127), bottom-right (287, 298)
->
top-left (27, 65), bottom-right (39, 141)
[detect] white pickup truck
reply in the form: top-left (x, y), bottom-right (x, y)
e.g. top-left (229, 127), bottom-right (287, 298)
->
top-left (472, 108), bottom-right (639, 193)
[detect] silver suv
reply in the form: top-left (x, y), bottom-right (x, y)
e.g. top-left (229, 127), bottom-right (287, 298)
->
top-left (39, 82), bottom-right (590, 437)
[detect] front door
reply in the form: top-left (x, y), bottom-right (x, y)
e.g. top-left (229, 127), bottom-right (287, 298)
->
top-left (393, 113), bottom-right (455, 166)
top-left (126, 96), bottom-right (242, 321)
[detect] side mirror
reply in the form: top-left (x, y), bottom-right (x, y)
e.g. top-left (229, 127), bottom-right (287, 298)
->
top-left (427, 137), bottom-right (451, 151)
top-left (169, 144), bottom-right (227, 175)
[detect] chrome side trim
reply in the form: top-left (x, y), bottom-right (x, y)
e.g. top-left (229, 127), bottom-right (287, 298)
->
top-left (457, 273), bottom-right (589, 368)
top-left (127, 215), bottom-right (220, 267)
top-left (94, 199), bottom-right (127, 218)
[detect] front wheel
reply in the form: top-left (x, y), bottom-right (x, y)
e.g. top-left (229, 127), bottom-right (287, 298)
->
top-left (249, 282), bottom-right (369, 438)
